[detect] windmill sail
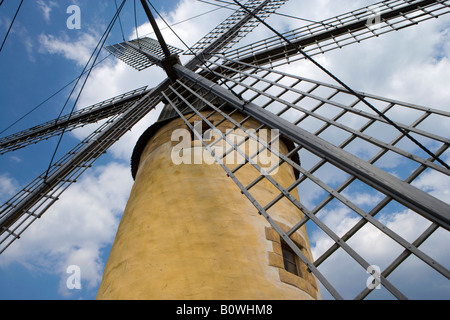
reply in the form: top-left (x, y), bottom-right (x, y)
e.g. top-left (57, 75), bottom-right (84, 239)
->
top-left (0, 86), bottom-right (149, 154)
top-left (0, 88), bottom-right (163, 254)
top-left (188, 0), bottom-right (289, 55)
top-left (221, 0), bottom-right (450, 68)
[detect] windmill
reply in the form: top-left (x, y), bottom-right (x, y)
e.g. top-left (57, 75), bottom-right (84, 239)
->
top-left (0, 0), bottom-right (449, 300)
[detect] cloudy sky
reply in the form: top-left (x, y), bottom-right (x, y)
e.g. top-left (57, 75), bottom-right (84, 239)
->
top-left (0, 0), bottom-right (449, 300)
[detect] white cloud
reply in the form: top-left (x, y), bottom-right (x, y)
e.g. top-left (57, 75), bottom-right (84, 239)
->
top-left (135, 0), bottom-right (231, 54)
top-left (36, 0), bottom-right (59, 23)
top-left (0, 162), bottom-right (133, 297)
top-left (0, 174), bottom-right (19, 202)
top-left (39, 31), bottom-right (99, 66)
top-left (69, 60), bottom-right (165, 162)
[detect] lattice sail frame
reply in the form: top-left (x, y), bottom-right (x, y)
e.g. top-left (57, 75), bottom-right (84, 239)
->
top-left (0, 86), bottom-right (149, 154)
top-left (106, 37), bottom-right (183, 71)
top-left (163, 59), bottom-right (450, 299)
top-left (0, 0), bottom-right (449, 300)
top-left (188, 0), bottom-right (289, 55)
top-left (0, 89), bottom-right (163, 255)
top-left (0, 0), bottom-right (288, 259)
top-left (223, 0), bottom-right (450, 68)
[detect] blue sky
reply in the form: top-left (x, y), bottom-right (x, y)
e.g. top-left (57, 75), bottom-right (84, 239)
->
top-left (0, 0), bottom-right (449, 300)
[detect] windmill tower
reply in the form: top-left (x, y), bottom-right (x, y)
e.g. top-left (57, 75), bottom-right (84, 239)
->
top-left (0, 0), bottom-right (449, 300)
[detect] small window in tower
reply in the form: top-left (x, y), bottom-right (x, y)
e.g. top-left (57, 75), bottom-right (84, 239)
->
top-left (282, 243), bottom-right (299, 276)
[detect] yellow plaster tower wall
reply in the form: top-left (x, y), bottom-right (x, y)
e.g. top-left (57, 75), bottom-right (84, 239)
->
top-left (97, 110), bottom-right (320, 300)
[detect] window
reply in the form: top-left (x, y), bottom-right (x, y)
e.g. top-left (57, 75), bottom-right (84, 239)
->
top-left (282, 243), bottom-right (299, 276)
top-left (265, 223), bottom-right (319, 298)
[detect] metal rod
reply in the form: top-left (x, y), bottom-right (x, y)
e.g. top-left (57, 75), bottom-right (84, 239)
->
top-left (140, 0), bottom-right (172, 58)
